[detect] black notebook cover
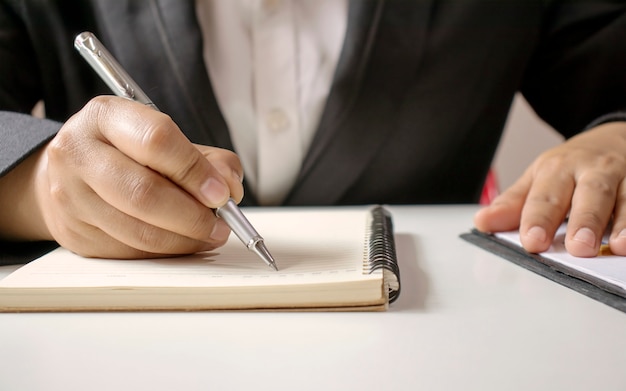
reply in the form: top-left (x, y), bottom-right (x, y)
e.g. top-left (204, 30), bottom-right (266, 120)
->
top-left (461, 229), bottom-right (626, 314)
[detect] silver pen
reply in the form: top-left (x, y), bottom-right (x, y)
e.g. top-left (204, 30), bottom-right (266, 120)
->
top-left (74, 31), bottom-right (277, 271)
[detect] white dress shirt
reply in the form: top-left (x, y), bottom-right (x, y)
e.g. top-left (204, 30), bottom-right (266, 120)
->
top-left (195, 0), bottom-right (348, 205)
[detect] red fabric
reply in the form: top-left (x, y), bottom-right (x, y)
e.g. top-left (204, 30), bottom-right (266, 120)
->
top-left (480, 170), bottom-right (499, 205)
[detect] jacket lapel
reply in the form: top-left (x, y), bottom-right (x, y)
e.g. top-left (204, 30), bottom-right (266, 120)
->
top-left (285, 0), bottom-right (434, 205)
top-left (93, 0), bottom-right (434, 206)
top-left (297, 0), bottom-right (385, 178)
top-left (91, 0), bottom-right (232, 149)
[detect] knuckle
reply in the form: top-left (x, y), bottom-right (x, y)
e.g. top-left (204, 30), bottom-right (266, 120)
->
top-left (127, 176), bottom-right (158, 211)
top-left (48, 181), bottom-right (70, 205)
top-left (83, 95), bottom-right (116, 122)
top-left (186, 211), bottom-right (213, 240)
top-left (594, 151), bottom-right (626, 170)
top-left (527, 193), bottom-right (563, 208)
top-left (86, 95), bottom-right (112, 109)
top-left (48, 98), bottom-right (114, 165)
top-left (46, 133), bottom-right (70, 163)
top-left (47, 123), bottom-right (83, 164)
top-left (522, 212), bottom-right (559, 229)
top-left (137, 114), bottom-right (174, 153)
top-left (171, 152), bottom-right (203, 184)
top-left (578, 176), bottom-right (615, 197)
top-left (533, 153), bottom-right (568, 173)
top-left (134, 225), bottom-right (194, 255)
top-left (135, 224), bottom-right (163, 250)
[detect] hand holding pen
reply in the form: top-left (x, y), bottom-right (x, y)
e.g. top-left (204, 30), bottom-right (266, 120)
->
top-left (72, 32), bottom-right (276, 269)
top-left (14, 88), bottom-right (240, 259)
top-left (4, 32), bottom-right (275, 265)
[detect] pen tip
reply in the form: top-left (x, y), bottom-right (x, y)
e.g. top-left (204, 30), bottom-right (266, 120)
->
top-left (252, 241), bottom-right (278, 271)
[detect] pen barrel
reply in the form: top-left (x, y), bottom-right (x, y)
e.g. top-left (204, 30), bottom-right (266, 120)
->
top-left (74, 32), bottom-right (157, 108)
top-left (73, 31), bottom-right (272, 266)
top-left (216, 199), bottom-right (262, 248)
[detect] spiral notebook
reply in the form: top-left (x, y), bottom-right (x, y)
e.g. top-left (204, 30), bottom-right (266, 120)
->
top-left (0, 206), bottom-right (400, 312)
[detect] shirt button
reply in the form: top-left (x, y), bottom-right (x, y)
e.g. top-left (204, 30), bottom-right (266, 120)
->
top-left (266, 108), bottom-right (290, 133)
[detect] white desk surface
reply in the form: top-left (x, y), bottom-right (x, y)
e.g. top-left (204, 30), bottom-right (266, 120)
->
top-left (1, 205), bottom-right (624, 391)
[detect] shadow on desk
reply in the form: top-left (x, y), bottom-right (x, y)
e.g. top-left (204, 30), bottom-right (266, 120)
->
top-left (392, 233), bottom-right (430, 311)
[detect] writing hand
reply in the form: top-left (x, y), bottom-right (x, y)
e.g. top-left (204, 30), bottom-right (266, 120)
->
top-left (0, 96), bottom-right (244, 258)
top-left (474, 121), bottom-right (626, 257)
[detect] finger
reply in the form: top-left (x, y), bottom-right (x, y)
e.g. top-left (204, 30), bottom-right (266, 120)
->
top-left (609, 179), bottom-right (626, 255)
top-left (195, 144), bottom-right (245, 202)
top-left (59, 219), bottom-right (199, 259)
top-left (55, 181), bottom-right (231, 258)
top-left (565, 170), bottom-right (617, 257)
top-left (473, 171), bottom-right (531, 233)
top-left (518, 162), bottom-right (574, 253)
top-left (78, 139), bottom-right (228, 243)
top-left (47, 121), bottom-right (222, 244)
top-left (38, 182), bottom-right (158, 258)
top-left (95, 205), bottom-right (232, 257)
top-left (87, 205), bottom-right (232, 258)
top-left (87, 96), bottom-right (243, 208)
top-left (57, 217), bottom-right (169, 259)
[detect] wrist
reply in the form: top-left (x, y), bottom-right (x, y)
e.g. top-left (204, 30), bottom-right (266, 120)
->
top-left (0, 146), bottom-right (51, 241)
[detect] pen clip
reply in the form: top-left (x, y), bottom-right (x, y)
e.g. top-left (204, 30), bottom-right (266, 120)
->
top-left (74, 32), bottom-right (157, 109)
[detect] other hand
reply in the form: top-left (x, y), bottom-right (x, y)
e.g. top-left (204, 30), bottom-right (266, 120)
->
top-left (474, 121), bottom-right (626, 257)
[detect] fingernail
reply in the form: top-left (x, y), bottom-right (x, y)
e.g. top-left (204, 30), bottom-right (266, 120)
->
top-left (200, 177), bottom-right (229, 205)
top-left (573, 227), bottom-right (596, 248)
top-left (619, 229), bottom-right (626, 238)
top-left (210, 219), bottom-right (231, 241)
top-left (526, 226), bottom-right (547, 242)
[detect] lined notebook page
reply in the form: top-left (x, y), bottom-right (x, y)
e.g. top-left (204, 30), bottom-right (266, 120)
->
top-left (496, 224), bottom-right (626, 292)
top-left (0, 208), bottom-right (381, 288)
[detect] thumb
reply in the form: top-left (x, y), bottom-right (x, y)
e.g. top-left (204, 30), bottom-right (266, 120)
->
top-left (473, 171), bottom-right (532, 233)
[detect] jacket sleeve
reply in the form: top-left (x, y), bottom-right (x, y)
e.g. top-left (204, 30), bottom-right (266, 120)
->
top-left (585, 111), bottom-right (626, 130)
top-left (521, 1), bottom-right (626, 138)
top-left (0, 111), bottom-right (61, 176)
top-left (0, 2), bottom-right (61, 263)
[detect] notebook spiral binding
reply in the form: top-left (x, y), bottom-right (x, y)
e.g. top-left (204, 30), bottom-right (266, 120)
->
top-left (368, 206), bottom-right (401, 303)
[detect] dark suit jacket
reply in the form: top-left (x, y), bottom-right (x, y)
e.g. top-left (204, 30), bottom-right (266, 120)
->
top-left (1, 0), bottom-right (626, 262)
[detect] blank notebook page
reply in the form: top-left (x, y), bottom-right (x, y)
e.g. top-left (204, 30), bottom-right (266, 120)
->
top-left (496, 224), bottom-right (626, 293)
top-left (0, 208), bottom-right (381, 288)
